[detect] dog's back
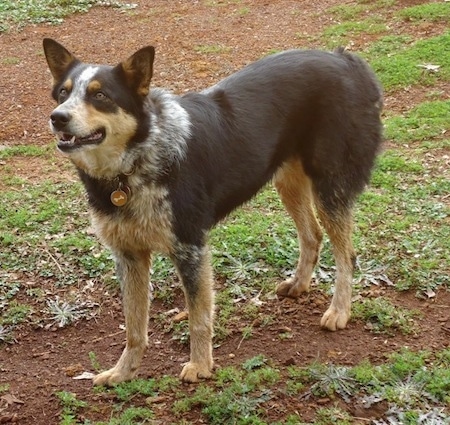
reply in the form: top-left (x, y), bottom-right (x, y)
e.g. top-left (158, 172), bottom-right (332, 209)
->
top-left (178, 49), bottom-right (383, 222)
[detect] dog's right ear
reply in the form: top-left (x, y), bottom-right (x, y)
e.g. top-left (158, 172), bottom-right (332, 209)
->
top-left (43, 38), bottom-right (79, 82)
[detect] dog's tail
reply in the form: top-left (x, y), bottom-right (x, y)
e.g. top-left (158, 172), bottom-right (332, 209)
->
top-left (334, 47), bottom-right (383, 111)
top-left (308, 47), bottom-right (384, 214)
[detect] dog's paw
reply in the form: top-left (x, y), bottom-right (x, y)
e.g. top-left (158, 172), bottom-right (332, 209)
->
top-left (180, 362), bottom-right (213, 383)
top-left (276, 277), bottom-right (309, 299)
top-left (320, 307), bottom-right (350, 331)
top-left (93, 368), bottom-right (136, 387)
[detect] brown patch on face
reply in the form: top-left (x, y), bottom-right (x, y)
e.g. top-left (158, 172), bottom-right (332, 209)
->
top-left (64, 103), bottom-right (138, 179)
top-left (87, 79), bottom-right (102, 94)
top-left (63, 78), bottom-right (73, 93)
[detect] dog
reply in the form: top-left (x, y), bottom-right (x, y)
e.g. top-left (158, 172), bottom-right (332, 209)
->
top-left (43, 38), bottom-right (383, 386)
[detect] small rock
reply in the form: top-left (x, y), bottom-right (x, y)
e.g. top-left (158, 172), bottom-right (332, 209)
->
top-left (283, 357), bottom-right (296, 366)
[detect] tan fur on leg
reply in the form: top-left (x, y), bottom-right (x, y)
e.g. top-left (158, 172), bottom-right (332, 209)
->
top-left (179, 248), bottom-right (215, 383)
top-left (316, 205), bottom-right (355, 331)
top-left (93, 250), bottom-right (151, 386)
top-left (274, 159), bottom-right (323, 298)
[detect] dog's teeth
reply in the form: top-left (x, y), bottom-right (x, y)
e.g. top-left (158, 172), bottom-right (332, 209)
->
top-left (70, 135), bottom-right (76, 143)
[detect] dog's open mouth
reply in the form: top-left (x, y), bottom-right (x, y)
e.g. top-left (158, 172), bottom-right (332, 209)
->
top-left (57, 128), bottom-right (106, 151)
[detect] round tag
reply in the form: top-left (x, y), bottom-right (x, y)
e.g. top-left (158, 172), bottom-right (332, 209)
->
top-left (110, 189), bottom-right (128, 207)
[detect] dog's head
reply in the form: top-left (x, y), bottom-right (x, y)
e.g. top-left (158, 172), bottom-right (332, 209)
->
top-left (43, 38), bottom-right (155, 178)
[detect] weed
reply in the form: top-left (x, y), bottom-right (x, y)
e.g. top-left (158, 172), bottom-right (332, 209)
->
top-left (237, 7), bottom-right (249, 16)
top-left (243, 355), bottom-right (268, 371)
top-left (46, 296), bottom-right (94, 328)
top-left (0, 145), bottom-right (49, 158)
top-left (302, 364), bottom-right (357, 402)
top-left (323, 19), bottom-right (387, 47)
top-left (1, 57), bottom-right (20, 65)
top-left (315, 406), bottom-right (353, 425)
top-left (112, 378), bottom-right (157, 402)
top-left (352, 298), bottom-right (418, 335)
top-left (55, 391), bottom-right (87, 423)
top-left (0, 325), bottom-right (15, 344)
top-left (89, 351), bottom-right (102, 372)
top-left (97, 406), bottom-right (154, 424)
top-left (1, 301), bottom-right (32, 326)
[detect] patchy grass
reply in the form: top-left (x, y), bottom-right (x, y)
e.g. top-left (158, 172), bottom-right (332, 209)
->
top-left (384, 100), bottom-right (450, 144)
top-left (367, 32), bottom-right (450, 90)
top-left (0, 0), bottom-right (136, 32)
top-left (352, 297), bottom-right (419, 335)
top-left (194, 44), bottom-right (232, 54)
top-left (328, 0), bottom-right (396, 20)
top-left (323, 19), bottom-right (387, 47)
top-left (49, 350), bottom-right (450, 423)
top-left (397, 2), bottom-right (450, 23)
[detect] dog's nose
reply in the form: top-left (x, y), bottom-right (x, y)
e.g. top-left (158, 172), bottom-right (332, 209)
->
top-left (50, 110), bottom-right (71, 130)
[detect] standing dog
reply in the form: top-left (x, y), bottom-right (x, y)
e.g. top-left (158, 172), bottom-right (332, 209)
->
top-left (43, 38), bottom-right (383, 386)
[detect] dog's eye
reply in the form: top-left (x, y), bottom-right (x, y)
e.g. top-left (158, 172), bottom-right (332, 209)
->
top-left (58, 88), bottom-right (68, 102)
top-left (94, 91), bottom-right (108, 101)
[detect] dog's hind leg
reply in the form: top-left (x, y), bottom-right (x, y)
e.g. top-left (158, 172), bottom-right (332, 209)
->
top-left (274, 159), bottom-right (323, 298)
top-left (315, 202), bottom-right (356, 331)
top-left (172, 244), bottom-right (214, 383)
top-left (93, 250), bottom-right (151, 386)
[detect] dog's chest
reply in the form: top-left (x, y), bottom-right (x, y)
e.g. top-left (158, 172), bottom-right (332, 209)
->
top-left (91, 185), bottom-right (175, 254)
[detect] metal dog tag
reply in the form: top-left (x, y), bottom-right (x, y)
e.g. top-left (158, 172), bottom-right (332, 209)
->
top-left (110, 185), bottom-right (131, 207)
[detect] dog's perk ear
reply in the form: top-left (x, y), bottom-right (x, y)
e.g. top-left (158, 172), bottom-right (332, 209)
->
top-left (43, 38), bottom-right (79, 82)
top-left (116, 46), bottom-right (155, 97)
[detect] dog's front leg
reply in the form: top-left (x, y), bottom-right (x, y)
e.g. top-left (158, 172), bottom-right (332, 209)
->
top-left (173, 245), bottom-right (215, 383)
top-left (93, 250), bottom-right (151, 386)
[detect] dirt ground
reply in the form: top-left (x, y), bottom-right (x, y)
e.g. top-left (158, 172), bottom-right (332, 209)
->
top-left (0, 0), bottom-right (449, 424)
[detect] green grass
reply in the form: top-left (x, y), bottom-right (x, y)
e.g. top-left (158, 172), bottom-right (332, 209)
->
top-left (328, 0), bottom-right (396, 20)
top-left (397, 2), bottom-right (450, 23)
top-left (367, 32), bottom-right (450, 90)
top-left (0, 0), bottom-right (136, 32)
top-left (194, 44), bottom-right (232, 54)
top-left (0, 144), bottom-right (50, 158)
top-left (323, 19), bottom-right (387, 47)
top-left (352, 297), bottom-right (419, 334)
top-left (384, 100), bottom-right (450, 144)
top-left (45, 349), bottom-right (450, 423)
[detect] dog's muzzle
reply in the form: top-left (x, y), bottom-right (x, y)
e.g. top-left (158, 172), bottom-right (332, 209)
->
top-left (50, 110), bottom-right (106, 152)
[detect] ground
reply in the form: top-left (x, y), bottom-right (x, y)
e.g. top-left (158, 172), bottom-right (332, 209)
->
top-left (0, 0), bottom-right (449, 424)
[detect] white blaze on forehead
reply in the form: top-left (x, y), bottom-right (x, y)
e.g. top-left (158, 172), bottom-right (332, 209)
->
top-left (71, 66), bottom-right (100, 100)
top-left (53, 66), bottom-right (100, 120)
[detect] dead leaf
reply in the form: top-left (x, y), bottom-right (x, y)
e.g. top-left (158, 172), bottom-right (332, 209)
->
top-left (425, 288), bottom-right (436, 299)
top-left (0, 394), bottom-right (24, 405)
top-left (172, 311), bottom-right (189, 323)
top-left (417, 63), bottom-right (440, 73)
top-left (73, 371), bottom-right (95, 380)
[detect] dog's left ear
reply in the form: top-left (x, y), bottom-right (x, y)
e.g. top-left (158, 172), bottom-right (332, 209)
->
top-left (116, 46), bottom-right (155, 97)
